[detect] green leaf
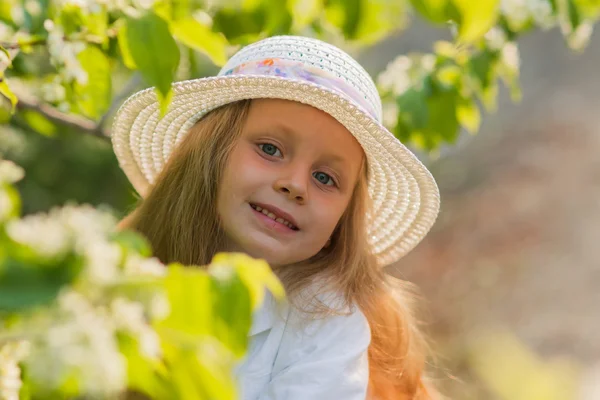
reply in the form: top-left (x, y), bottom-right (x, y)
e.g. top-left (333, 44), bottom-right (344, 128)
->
top-left (0, 255), bottom-right (84, 312)
top-left (209, 265), bottom-right (252, 357)
top-left (158, 264), bottom-right (212, 336)
top-left (453, 0), bottom-right (500, 43)
top-left (117, 333), bottom-right (174, 399)
top-left (567, 0), bottom-right (582, 30)
top-left (410, 0), bottom-right (451, 23)
top-left (85, 9), bottom-right (109, 48)
top-left (171, 17), bottom-right (229, 66)
top-left (325, 0), bottom-right (360, 38)
top-left (352, 0), bottom-right (407, 44)
top-left (456, 96), bottom-right (481, 133)
top-left (117, 22), bottom-right (137, 70)
top-left (0, 79), bottom-right (17, 113)
top-left (21, 110), bottom-right (56, 137)
top-left (125, 11), bottom-right (180, 115)
top-left (263, 0), bottom-right (292, 35)
top-left (0, 45), bottom-right (10, 65)
top-left (427, 89), bottom-right (459, 143)
top-left (59, 4), bottom-right (86, 35)
top-left (468, 49), bottom-right (497, 90)
top-left (164, 336), bottom-right (237, 400)
top-left (288, 0), bottom-right (322, 30)
top-left (110, 229), bottom-right (153, 258)
top-left (397, 86), bottom-right (430, 130)
top-left (210, 253), bottom-right (285, 310)
top-left (73, 45), bottom-right (111, 119)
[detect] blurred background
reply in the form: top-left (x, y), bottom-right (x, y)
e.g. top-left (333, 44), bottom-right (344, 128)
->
top-left (378, 20), bottom-right (600, 400)
top-left (2, 3), bottom-right (600, 399)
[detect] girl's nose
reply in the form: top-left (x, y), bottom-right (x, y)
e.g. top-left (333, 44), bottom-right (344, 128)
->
top-left (274, 170), bottom-right (309, 203)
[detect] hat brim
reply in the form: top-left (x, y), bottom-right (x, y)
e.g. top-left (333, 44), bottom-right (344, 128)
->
top-left (111, 75), bottom-right (440, 266)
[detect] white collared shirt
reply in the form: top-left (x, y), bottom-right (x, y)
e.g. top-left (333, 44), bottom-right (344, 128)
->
top-left (234, 291), bottom-right (371, 400)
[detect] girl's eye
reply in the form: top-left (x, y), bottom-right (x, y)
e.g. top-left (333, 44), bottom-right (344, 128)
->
top-left (313, 171), bottom-right (335, 186)
top-left (259, 143), bottom-right (282, 157)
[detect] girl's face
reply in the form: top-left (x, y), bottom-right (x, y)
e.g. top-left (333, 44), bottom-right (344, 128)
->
top-left (217, 99), bottom-right (364, 267)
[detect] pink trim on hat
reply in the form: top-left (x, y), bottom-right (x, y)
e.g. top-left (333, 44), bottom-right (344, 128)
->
top-left (223, 57), bottom-right (378, 119)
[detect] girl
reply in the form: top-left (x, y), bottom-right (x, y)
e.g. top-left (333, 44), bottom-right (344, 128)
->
top-left (112, 35), bottom-right (441, 399)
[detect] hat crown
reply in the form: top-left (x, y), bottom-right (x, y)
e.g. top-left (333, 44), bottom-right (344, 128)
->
top-left (219, 35), bottom-right (383, 122)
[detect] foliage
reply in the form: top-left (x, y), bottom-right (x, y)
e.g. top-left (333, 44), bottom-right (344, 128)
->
top-left (0, 0), bottom-right (598, 153)
top-left (0, 159), bottom-right (285, 400)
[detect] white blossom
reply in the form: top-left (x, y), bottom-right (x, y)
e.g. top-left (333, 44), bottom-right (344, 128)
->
top-left (123, 254), bottom-right (166, 277)
top-left (56, 204), bottom-right (117, 244)
top-left (501, 0), bottom-right (556, 31)
top-left (26, 291), bottom-right (126, 396)
top-left (44, 22), bottom-right (88, 86)
top-left (149, 292), bottom-right (170, 321)
top-left (9, 6), bottom-right (24, 26)
top-left (377, 55), bottom-right (412, 96)
top-left (565, 21), bottom-right (594, 51)
top-left (528, 0), bottom-right (554, 28)
top-left (111, 297), bottom-right (161, 358)
top-left (382, 101), bottom-right (399, 128)
top-left (24, 0), bottom-right (42, 17)
top-left (6, 214), bottom-right (72, 259)
top-left (0, 341), bottom-right (30, 400)
top-left (40, 78), bottom-right (66, 103)
top-left (81, 240), bottom-right (122, 284)
top-left (0, 22), bottom-right (14, 41)
top-left (501, 42), bottom-right (520, 71)
top-left (485, 27), bottom-right (507, 51)
top-left (0, 160), bottom-right (24, 184)
top-left (501, 0), bottom-right (531, 31)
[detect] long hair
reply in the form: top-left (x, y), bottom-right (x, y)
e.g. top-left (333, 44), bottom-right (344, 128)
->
top-left (119, 99), bottom-right (441, 399)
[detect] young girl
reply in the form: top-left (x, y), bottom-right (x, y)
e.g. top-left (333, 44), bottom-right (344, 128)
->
top-left (112, 35), bottom-right (441, 399)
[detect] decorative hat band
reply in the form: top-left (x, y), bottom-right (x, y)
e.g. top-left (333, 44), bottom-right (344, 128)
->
top-left (222, 57), bottom-right (378, 120)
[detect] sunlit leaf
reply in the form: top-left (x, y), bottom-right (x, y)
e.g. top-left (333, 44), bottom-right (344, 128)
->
top-left (468, 329), bottom-right (580, 400)
top-left (325, 0), bottom-right (360, 38)
top-left (209, 264), bottom-right (252, 357)
top-left (456, 96), bottom-right (480, 133)
top-left (110, 230), bottom-right (153, 259)
top-left (171, 17), bottom-right (229, 66)
top-left (117, 22), bottom-right (137, 69)
top-left (21, 110), bottom-right (56, 137)
top-left (158, 264), bottom-right (212, 336)
top-left (210, 252), bottom-right (285, 310)
top-left (410, 0), bottom-right (451, 23)
top-left (0, 79), bottom-right (17, 113)
top-left (453, 0), bottom-right (499, 43)
top-left (125, 11), bottom-right (179, 116)
top-left (73, 45), bottom-right (111, 119)
top-left (288, 0), bottom-right (322, 30)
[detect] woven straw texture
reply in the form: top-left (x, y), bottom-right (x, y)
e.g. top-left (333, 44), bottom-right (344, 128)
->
top-left (111, 35), bottom-right (440, 266)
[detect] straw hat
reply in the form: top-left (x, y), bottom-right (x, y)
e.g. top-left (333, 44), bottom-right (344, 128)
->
top-left (111, 35), bottom-right (440, 266)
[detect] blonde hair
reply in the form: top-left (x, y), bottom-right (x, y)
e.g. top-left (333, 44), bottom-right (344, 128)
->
top-left (119, 99), bottom-right (441, 399)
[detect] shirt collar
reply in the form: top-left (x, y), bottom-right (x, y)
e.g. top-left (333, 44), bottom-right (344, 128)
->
top-left (248, 290), bottom-right (277, 336)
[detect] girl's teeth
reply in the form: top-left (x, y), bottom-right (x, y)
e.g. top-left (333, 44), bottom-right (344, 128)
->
top-left (253, 204), bottom-right (295, 229)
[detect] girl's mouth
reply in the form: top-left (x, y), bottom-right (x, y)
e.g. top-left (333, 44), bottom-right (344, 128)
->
top-left (249, 203), bottom-right (299, 231)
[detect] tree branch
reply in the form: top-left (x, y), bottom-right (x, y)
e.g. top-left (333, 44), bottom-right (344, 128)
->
top-left (13, 90), bottom-right (110, 140)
